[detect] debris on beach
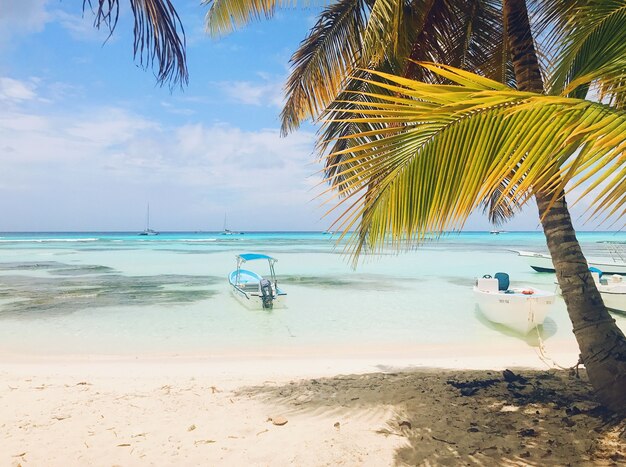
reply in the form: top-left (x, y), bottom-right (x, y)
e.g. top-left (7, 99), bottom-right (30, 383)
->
top-left (446, 377), bottom-right (499, 396)
top-left (268, 415), bottom-right (288, 426)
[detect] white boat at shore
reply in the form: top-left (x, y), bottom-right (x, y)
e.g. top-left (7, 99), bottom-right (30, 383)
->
top-left (473, 273), bottom-right (555, 334)
top-left (228, 253), bottom-right (286, 309)
top-left (588, 272), bottom-right (625, 314)
top-left (516, 250), bottom-right (626, 275)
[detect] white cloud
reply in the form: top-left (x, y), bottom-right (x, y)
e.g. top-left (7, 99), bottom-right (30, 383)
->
top-left (0, 84), bottom-right (330, 230)
top-left (220, 78), bottom-right (284, 107)
top-left (0, 0), bottom-right (50, 44)
top-left (53, 9), bottom-right (112, 42)
top-left (0, 77), bottom-right (37, 101)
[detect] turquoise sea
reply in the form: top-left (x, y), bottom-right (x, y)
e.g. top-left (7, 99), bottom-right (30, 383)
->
top-left (0, 231), bottom-right (624, 357)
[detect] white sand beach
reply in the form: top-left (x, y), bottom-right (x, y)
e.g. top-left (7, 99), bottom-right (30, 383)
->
top-left (2, 348), bottom-right (625, 466)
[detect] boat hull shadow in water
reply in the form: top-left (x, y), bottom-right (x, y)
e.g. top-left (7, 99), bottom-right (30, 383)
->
top-left (473, 274), bottom-right (555, 335)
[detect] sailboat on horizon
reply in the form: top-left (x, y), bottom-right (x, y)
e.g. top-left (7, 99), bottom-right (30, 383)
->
top-left (221, 212), bottom-right (242, 235)
top-left (138, 204), bottom-right (159, 236)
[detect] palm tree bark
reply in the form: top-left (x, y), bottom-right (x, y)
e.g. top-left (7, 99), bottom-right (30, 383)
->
top-left (536, 193), bottom-right (626, 412)
top-left (504, 0), bottom-right (626, 413)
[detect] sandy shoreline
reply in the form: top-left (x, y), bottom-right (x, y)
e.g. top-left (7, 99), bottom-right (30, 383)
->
top-left (2, 350), bottom-right (625, 466)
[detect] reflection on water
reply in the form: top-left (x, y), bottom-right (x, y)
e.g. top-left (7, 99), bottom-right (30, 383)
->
top-left (474, 309), bottom-right (558, 345)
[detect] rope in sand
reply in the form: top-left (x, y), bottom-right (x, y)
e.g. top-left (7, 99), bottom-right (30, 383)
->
top-left (533, 324), bottom-right (572, 370)
top-left (529, 298), bottom-right (576, 371)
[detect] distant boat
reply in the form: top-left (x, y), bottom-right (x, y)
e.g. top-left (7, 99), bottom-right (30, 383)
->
top-left (490, 230), bottom-right (506, 235)
top-left (473, 272), bottom-right (555, 334)
top-left (516, 250), bottom-right (626, 275)
top-left (138, 204), bottom-right (159, 236)
top-left (228, 253), bottom-right (286, 309)
top-left (221, 213), bottom-right (242, 235)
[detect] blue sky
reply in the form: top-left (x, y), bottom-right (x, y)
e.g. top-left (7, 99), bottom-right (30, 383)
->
top-left (0, 1), bottom-right (617, 232)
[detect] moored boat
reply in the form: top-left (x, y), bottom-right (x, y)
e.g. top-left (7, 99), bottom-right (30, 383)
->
top-left (516, 250), bottom-right (626, 275)
top-left (588, 271), bottom-right (625, 314)
top-left (228, 253), bottom-right (286, 309)
top-left (138, 204), bottom-right (159, 236)
top-left (473, 273), bottom-right (555, 334)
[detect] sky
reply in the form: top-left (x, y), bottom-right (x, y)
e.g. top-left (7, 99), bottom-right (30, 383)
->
top-left (0, 0), bottom-right (619, 232)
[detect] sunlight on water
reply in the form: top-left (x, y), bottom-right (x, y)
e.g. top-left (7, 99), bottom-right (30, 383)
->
top-left (0, 231), bottom-right (623, 355)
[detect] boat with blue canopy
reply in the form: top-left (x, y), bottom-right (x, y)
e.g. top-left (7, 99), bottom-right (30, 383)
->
top-left (228, 253), bottom-right (286, 309)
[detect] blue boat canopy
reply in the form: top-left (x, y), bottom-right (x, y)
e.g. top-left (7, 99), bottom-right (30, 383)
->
top-left (237, 253), bottom-right (276, 262)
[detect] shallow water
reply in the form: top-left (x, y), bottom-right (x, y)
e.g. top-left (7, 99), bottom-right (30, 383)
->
top-left (0, 231), bottom-right (624, 356)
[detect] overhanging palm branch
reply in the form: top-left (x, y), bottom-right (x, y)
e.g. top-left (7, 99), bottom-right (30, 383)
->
top-left (204, 0), bottom-right (311, 36)
top-left (321, 63), bottom-right (626, 258)
top-left (84, 0), bottom-right (188, 86)
top-left (280, 0), bottom-right (370, 135)
top-left (205, 0), bottom-right (514, 134)
top-left (403, 0), bottom-right (512, 86)
top-left (543, 0), bottom-right (626, 107)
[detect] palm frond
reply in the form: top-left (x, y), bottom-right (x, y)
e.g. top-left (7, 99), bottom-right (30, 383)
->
top-left (361, 0), bottom-right (406, 67)
top-left (84, 0), bottom-right (188, 87)
top-left (204, 0), bottom-right (323, 36)
top-left (545, 0), bottom-right (626, 106)
top-left (280, 0), bottom-right (370, 135)
top-left (403, 0), bottom-right (511, 85)
top-left (282, 0), bottom-right (512, 133)
top-left (321, 63), bottom-right (626, 258)
top-left (204, 0), bottom-right (276, 36)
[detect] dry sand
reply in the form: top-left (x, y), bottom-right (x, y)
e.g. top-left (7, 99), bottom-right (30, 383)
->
top-left (1, 354), bottom-right (625, 466)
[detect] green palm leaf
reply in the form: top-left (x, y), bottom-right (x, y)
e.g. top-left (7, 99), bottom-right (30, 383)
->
top-left (545, 0), bottom-right (626, 107)
top-left (322, 63), bottom-right (626, 258)
top-left (281, 0), bottom-right (370, 135)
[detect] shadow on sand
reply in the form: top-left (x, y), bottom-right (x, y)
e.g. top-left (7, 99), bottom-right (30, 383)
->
top-left (238, 368), bottom-right (625, 465)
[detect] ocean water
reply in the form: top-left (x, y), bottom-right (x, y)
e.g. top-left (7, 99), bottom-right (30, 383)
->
top-left (0, 231), bottom-right (624, 357)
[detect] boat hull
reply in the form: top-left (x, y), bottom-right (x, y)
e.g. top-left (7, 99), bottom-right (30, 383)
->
top-left (517, 251), bottom-right (626, 275)
top-left (230, 286), bottom-right (286, 309)
top-left (473, 286), bottom-right (555, 334)
top-left (598, 282), bottom-right (626, 314)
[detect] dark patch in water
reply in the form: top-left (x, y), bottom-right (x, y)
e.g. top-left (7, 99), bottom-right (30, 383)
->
top-left (0, 261), bottom-right (117, 275)
top-left (281, 274), bottom-right (402, 291)
top-left (0, 273), bottom-right (220, 318)
top-left (0, 261), bottom-right (65, 271)
top-left (50, 265), bottom-right (117, 276)
top-left (441, 276), bottom-right (476, 287)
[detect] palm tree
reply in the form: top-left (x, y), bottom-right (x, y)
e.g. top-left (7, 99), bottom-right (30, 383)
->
top-left (88, 0), bottom-right (626, 411)
top-left (204, 0), bottom-right (626, 411)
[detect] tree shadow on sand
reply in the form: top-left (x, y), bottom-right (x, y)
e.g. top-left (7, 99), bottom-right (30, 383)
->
top-left (238, 369), bottom-right (625, 465)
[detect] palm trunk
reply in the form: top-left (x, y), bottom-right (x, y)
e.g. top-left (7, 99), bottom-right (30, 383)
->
top-left (536, 193), bottom-right (626, 412)
top-left (504, 0), bottom-right (626, 413)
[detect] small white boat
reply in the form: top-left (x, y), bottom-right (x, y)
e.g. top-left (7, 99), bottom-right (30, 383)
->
top-left (591, 272), bottom-right (626, 314)
top-left (473, 273), bottom-right (555, 334)
top-left (516, 250), bottom-right (626, 275)
top-left (228, 253), bottom-right (286, 309)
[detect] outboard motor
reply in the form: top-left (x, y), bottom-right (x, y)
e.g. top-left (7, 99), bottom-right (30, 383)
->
top-left (259, 278), bottom-right (274, 309)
